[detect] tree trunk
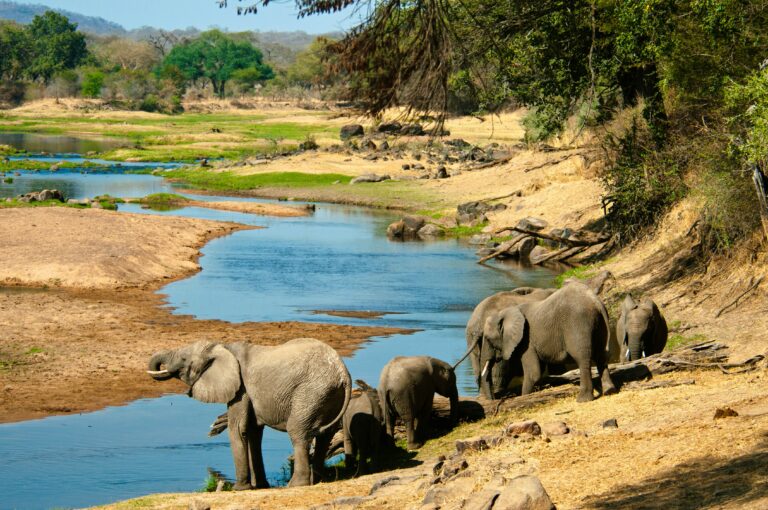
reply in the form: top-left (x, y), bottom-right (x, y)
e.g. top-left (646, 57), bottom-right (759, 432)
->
top-left (752, 164), bottom-right (768, 241)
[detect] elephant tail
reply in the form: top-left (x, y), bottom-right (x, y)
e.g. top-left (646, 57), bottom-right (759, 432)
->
top-left (317, 361), bottom-right (352, 436)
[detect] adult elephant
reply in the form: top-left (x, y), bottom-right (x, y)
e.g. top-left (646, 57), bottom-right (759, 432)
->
top-left (147, 338), bottom-right (351, 490)
top-left (378, 356), bottom-right (458, 450)
top-left (617, 295), bottom-right (668, 361)
top-left (482, 282), bottom-right (616, 402)
top-left (465, 287), bottom-right (556, 398)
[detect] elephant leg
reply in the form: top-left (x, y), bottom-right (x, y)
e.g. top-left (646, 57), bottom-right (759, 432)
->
top-left (343, 431), bottom-right (356, 473)
top-left (415, 404), bottom-right (432, 445)
top-left (574, 356), bottom-right (595, 402)
top-left (520, 351), bottom-right (542, 395)
top-left (594, 346), bottom-right (617, 397)
top-left (227, 396), bottom-right (254, 491)
top-left (405, 415), bottom-right (421, 450)
top-left (311, 431), bottom-right (332, 483)
top-left (287, 427), bottom-right (312, 487)
top-left (247, 424), bottom-right (269, 489)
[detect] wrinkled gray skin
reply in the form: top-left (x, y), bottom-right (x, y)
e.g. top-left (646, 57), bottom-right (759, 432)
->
top-left (483, 282), bottom-right (617, 402)
top-left (617, 295), bottom-right (668, 361)
top-left (343, 382), bottom-right (385, 477)
top-left (147, 338), bottom-right (351, 490)
top-left (465, 287), bottom-right (556, 398)
top-left (378, 356), bottom-right (458, 450)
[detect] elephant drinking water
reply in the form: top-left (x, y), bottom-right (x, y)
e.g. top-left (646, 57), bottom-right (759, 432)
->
top-left (147, 338), bottom-right (351, 489)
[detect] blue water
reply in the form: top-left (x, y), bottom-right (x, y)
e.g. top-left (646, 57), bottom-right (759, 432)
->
top-left (0, 168), bottom-right (555, 510)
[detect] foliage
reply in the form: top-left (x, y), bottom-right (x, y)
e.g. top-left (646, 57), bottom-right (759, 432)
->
top-left (81, 70), bottom-right (105, 98)
top-left (26, 11), bottom-right (87, 83)
top-left (162, 30), bottom-right (274, 98)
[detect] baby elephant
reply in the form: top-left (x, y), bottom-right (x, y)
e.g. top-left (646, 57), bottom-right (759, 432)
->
top-left (343, 380), bottom-right (385, 476)
top-left (379, 356), bottom-right (458, 450)
top-left (618, 295), bottom-right (668, 361)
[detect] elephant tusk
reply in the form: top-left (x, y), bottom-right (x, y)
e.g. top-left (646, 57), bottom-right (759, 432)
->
top-left (481, 360), bottom-right (490, 378)
top-left (147, 369), bottom-right (169, 376)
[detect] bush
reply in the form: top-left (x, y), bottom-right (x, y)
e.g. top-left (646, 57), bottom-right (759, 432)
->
top-left (81, 70), bottom-right (105, 98)
top-left (139, 94), bottom-right (160, 113)
top-left (0, 81), bottom-right (26, 106)
top-left (522, 105), bottom-right (566, 143)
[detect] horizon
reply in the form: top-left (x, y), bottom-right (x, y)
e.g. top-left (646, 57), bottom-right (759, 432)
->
top-left (7, 0), bottom-right (361, 34)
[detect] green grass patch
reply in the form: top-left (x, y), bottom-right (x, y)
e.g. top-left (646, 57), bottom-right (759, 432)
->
top-left (444, 223), bottom-right (488, 237)
top-left (3, 177), bottom-right (12, 184)
top-left (554, 264), bottom-right (599, 287)
top-left (666, 333), bottom-right (707, 351)
top-left (200, 473), bottom-right (232, 493)
top-left (416, 210), bottom-right (446, 220)
top-left (0, 159), bottom-right (114, 172)
top-left (138, 193), bottom-right (190, 204)
top-left (0, 199), bottom-right (87, 209)
top-left (163, 168), bottom-right (353, 191)
top-left (25, 347), bottom-right (44, 355)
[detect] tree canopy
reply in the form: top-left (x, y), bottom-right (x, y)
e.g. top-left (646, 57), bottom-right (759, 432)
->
top-left (162, 29), bottom-right (274, 97)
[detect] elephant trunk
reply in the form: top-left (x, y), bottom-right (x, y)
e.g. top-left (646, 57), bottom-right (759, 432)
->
top-left (627, 330), bottom-right (647, 361)
top-left (147, 350), bottom-right (176, 380)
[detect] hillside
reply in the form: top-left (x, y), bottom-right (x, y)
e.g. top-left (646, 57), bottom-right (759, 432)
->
top-left (0, 0), bottom-right (126, 34)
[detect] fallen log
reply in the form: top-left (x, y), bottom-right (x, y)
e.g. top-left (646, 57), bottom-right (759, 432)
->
top-left (715, 275), bottom-right (764, 318)
top-left (492, 226), bottom-right (611, 248)
top-left (477, 234), bottom-right (526, 264)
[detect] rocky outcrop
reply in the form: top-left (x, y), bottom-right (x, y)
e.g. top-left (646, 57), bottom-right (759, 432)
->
top-left (340, 124), bottom-right (364, 140)
top-left (17, 189), bottom-right (65, 203)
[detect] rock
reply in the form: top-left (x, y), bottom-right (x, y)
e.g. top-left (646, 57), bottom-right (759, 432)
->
top-left (516, 217), bottom-right (549, 231)
top-left (91, 201), bottom-right (104, 209)
top-left (515, 237), bottom-right (536, 259)
top-left (441, 457), bottom-right (469, 480)
top-left (418, 223), bottom-right (444, 238)
top-left (457, 212), bottom-right (488, 227)
top-left (494, 475), bottom-right (556, 510)
top-left (714, 407), bottom-right (739, 419)
top-left (188, 500), bottom-right (210, 510)
top-left (413, 163), bottom-right (425, 170)
top-left (363, 139), bottom-right (377, 151)
top-left (423, 476), bottom-right (475, 505)
top-left (601, 418), bottom-right (619, 428)
top-left (482, 434), bottom-right (506, 448)
top-left (403, 215), bottom-right (426, 232)
top-left (435, 166), bottom-right (449, 179)
top-left (311, 496), bottom-right (373, 509)
top-left (402, 164), bottom-right (411, 170)
top-left (469, 234), bottom-right (492, 245)
top-left (340, 124), bottom-right (364, 140)
top-left (387, 220), bottom-right (405, 238)
top-left (377, 121), bottom-right (402, 133)
top-left (528, 245), bottom-right (552, 265)
top-left (541, 421), bottom-right (569, 436)
top-left (369, 476), bottom-right (401, 495)
top-left (463, 489), bottom-right (500, 510)
top-left (504, 420), bottom-right (541, 437)
top-left (350, 173), bottom-right (390, 184)
top-left (446, 138), bottom-right (470, 148)
top-left (455, 437), bottom-right (488, 454)
top-left (400, 123), bottom-right (425, 135)
top-left (449, 169), bottom-right (463, 177)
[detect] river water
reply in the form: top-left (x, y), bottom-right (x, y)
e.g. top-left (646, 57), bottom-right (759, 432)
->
top-left (0, 152), bottom-right (555, 509)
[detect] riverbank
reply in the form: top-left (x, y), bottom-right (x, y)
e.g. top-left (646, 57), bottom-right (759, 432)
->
top-left (0, 208), bottom-right (409, 422)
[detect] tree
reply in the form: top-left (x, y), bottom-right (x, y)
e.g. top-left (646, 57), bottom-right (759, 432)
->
top-left (285, 37), bottom-right (333, 88)
top-left (162, 29), bottom-right (273, 98)
top-left (0, 20), bottom-right (30, 81)
top-left (26, 11), bottom-right (88, 83)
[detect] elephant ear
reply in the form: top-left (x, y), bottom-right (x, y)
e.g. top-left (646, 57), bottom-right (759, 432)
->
top-left (191, 344), bottom-right (241, 404)
top-left (501, 307), bottom-right (526, 361)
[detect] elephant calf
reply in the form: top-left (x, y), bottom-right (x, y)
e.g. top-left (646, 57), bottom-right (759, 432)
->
top-left (343, 380), bottom-right (385, 476)
top-left (379, 356), bottom-right (458, 450)
top-left (617, 295), bottom-right (668, 361)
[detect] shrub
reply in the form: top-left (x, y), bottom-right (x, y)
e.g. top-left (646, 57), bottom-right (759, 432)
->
top-left (81, 70), bottom-right (105, 98)
top-left (139, 94), bottom-right (160, 113)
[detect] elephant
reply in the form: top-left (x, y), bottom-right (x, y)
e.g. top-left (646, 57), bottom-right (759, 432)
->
top-left (147, 338), bottom-right (351, 490)
top-left (465, 287), bottom-right (556, 398)
top-left (342, 379), bottom-right (386, 476)
top-left (482, 281), bottom-right (617, 402)
top-left (617, 295), bottom-right (668, 361)
top-left (378, 356), bottom-right (458, 450)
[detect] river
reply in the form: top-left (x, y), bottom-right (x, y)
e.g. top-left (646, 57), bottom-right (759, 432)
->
top-left (0, 145), bottom-right (555, 509)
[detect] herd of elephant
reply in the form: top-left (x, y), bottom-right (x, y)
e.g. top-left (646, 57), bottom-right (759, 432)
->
top-left (146, 280), bottom-right (667, 491)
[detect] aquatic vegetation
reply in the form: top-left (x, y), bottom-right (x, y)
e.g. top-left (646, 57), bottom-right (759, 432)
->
top-left (163, 168), bottom-right (353, 190)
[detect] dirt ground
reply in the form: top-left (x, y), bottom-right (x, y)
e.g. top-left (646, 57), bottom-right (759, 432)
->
top-left (0, 208), bottom-right (408, 423)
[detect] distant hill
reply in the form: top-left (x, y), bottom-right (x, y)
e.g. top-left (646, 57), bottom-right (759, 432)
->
top-left (0, 0), bottom-right (126, 35)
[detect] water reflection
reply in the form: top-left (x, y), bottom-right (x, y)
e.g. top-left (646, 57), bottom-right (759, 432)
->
top-left (0, 132), bottom-right (128, 154)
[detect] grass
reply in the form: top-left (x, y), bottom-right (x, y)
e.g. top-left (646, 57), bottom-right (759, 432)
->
top-left (0, 159), bottom-right (120, 172)
top-left (554, 264), bottom-right (600, 287)
top-left (200, 473), bottom-right (232, 493)
top-left (667, 333), bottom-right (707, 351)
top-left (444, 223), bottom-right (488, 237)
top-left (0, 199), bottom-right (87, 209)
top-left (137, 193), bottom-right (190, 204)
top-left (3, 177), bottom-right (12, 183)
top-left (25, 347), bottom-right (44, 355)
top-left (162, 168), bottom-right (353, 190)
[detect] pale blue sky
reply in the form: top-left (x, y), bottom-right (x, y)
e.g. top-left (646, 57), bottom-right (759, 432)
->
top-left (13, 0), bottom-right (360, 33)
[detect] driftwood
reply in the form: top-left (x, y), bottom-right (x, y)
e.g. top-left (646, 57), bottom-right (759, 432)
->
top-left (714, 275), bottom-right (764, 318)
top-left (532, 246), bottom-right (573, 265)
top-left (622, 379), bottom-right (696, 391)
top-left (477, 234), bottom-right (526, 264)
top-left (492, 226), bottom-right (611, 248)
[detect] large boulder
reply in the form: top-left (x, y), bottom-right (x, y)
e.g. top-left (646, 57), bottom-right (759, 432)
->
top-left (418, 223), bottom-right (444, 238)
top-left (18, 189), bottom-right (65, 203)
top-left (528, 245), bottom-right (552, 265)
top-left (400, 124), bottom-right (425, 136)
top-left (493, 475), bottom-right (556, 510)
top-left (516, 217), bottom-right (549, 232)
top-left (340, 124), bottom-right (364, 140)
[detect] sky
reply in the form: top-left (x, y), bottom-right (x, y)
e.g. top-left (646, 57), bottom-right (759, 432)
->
top-left (12, 0), bottom-right (361, 33)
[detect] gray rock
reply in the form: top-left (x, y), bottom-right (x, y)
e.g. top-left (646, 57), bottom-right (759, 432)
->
top-left (516, 237), bottom-right (536, 259)
top-left (377, 121), bottom-right (402, 133)
top-left (188, 500), bottom-right (210, 510)
top-left (469, 234), bottom-right (492, 245)
top-left (418, 223), bottom-right (444, 238)
top-left (403, 215), bottom-right (426, 232)
top-left (402, 164), bottom-right (411, 170)
top-left (400, 124), bottom-right (425, 136)
top-left (494, 475), bottom-right (556, 510)
top-left (435, 166), bottom-right (448, 179)
top-left (601, 418), bottom-right (618, 428)
top-left (311, 496), bottom-right (373, 509)
top-left (455, 436), bottom-right (488, 454)
top-left (528, 245), bottom-right (552, 265)
top-left (387, 220), bottom-right (405, 238)
top-left (504, 420), bottom-right (541, 437)
top-left (379, 140), bottom-right (390, 151)
top-left (412, 163), bottom-right (425, 170)
top-left (446, 138), bottom-right (470, 148)
top-left (90, 201), bottom-right (103, 209)
top-left (516, 217), bottom-right (549, 231)
top-left (350, 173), bottom-right (391, 184)
top-left (369, 476), bottom-right (401, 495)
top-left (363, 139), bottom-right (377, 151)
top-left (340, 124), bottom-right (364, 140)
top-left (462, 489), bottom-right (500, 510)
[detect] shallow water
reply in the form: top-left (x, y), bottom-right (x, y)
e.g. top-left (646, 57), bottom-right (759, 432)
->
top-left (0, 132), bottom-right (128, 155)
top-left (0, 169), bottom-right (555, 510)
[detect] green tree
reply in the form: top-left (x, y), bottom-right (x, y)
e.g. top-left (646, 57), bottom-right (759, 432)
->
top-left (285, 37), bottom-right (332, 88)
top-left (81, 69), bottom-right (105, 98)
top-left (0, 20), bottom-right (30, 81)
top-left (162, 30), bottom-right (273, 98)
top-left (26, 11), bottom-right (88, 83)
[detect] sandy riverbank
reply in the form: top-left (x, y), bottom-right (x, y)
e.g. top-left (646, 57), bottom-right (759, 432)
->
top-left (0, 208), bottom-right (409, 422)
